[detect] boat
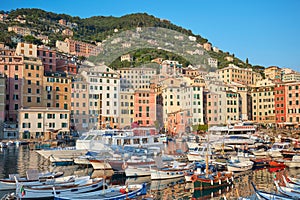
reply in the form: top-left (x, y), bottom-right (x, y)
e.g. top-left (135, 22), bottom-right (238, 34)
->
top-left (0, 170), bottom-right (64, 191)
top-left (125, 165), bottom-right (151, 177)
top-left (274, 180), bottom-right (300, 198)
top-left (36, 147), bottom-right (88, 164)
top-left (287, 175), bottom-right (300, 186)
top-left (108, 156), bottom-right (155, 171)
top-left (89, 159), bottom-right (113, 170)
top-left (15, 177), bottom-right (104, 199)
top-left (53, 183), bottom-right (147, 200)
top-left (208, 121), bottom-right (256, 146)
top-left (267, 142), bottom-right (292, 158)
top-left (251, 182), bottom-right (292, 200)
top-left (150, 158), bottom-right (194, 180)
top-left (282, 175), bottom-right (300, 189)
top-left (251, 148), bottom-right (269, 157)
top-left (250, 157), bottom-right (271, 167)
top-left (75, 127), bottom-right (164, 151)
top-left (284, 155), bottom-right (300, 168)
top-left (0, 141), bottom-right (8, 148)
top-left (226, 156), bottom-right (253, 172)
top-left (269, 159), bottom-right (285, 168)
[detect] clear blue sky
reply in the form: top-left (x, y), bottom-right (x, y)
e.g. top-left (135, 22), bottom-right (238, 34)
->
top-left (1, 0), bottom-right (300, 71)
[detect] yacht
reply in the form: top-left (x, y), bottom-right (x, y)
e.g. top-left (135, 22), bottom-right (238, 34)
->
top-left (208, 121), bottom-right (257, 148)
top-left (76, 127), bottom-right (164, 151)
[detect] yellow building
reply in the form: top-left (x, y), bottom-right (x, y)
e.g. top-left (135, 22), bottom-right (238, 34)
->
top-left (18, 107), bottom-right (70, 140)
top-left (43, 72), bottom-right (72, 110)
top-left (251, 79), bottom-right (276, 125)
top-left (22, 58), bottom-right (44, 107)
top-left (264, 66), bottom-right (281, 80)
top-left (217, 64), bottom-right (262, 85)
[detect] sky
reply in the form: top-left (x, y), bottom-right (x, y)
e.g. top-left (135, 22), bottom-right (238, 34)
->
top-left (1, 0), bottom-right (300, 71)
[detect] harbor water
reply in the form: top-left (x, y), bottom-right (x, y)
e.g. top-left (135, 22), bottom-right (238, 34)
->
top-left (0, 142), bottom-right (299, 199)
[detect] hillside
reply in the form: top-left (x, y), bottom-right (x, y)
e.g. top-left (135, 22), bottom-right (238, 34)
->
top-left (0, 8), bottom-right (264, 71)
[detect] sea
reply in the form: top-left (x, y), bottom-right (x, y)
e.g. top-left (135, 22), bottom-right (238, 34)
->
top-left (0, 142), bottom-right (299, 199)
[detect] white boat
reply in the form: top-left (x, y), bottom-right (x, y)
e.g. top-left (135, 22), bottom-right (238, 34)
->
top-left (227, 156), bottom-right (253, 172)
top-left (251, 182), bottom-right (292, 200)
top-left (208, 121), bottom-right (256, 144)
top-left (89, 159), bottom-right (113, 170)
top-left (36, 147), bottom-right (88, 163)
top-left (282, 175), bottom-right (300, 189)
top-left (284, 155), bottom-right (300, 168)
top-left (267, 142), bottom-right (292, 158)
top-left (53, 183), bottom-right (147, 200)
top-left (150, 162), bottom-right (194, 180)
top-left (274, 180), bottom-right (300, 198)
top-left (15, 177), bottom-right (104, 199)
top-left (125, 165), bottom-right (151, 177)
top-left (0, 170), bottom-right (64, 191)
top-left (187, 145), bottom-right (214, 162)
top-left (251, 148), bottom-right (268, 157)
top-left (76, 127), bottom-right (164, 151)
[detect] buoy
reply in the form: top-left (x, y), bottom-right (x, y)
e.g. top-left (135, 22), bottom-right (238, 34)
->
top-left (191, 174), bottom-right (197, 183)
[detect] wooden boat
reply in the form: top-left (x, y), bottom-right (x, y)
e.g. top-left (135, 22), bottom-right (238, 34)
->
top-left (274, 180), bottom-right (300, 198)
top-left (0, 170), bottom-right (64, 190)
top-left (15, 177), bottom-right (104, 199)
top-left (193, 171), bottom-right (233, 190)
top-left (269, 159), bottom-right (285, 167)
top-left (284, 155), bottom-right (300, 168)
top-left (53, 183), bottom-right (147, 200)
top-left (251, 182), bottom-right (292, 200)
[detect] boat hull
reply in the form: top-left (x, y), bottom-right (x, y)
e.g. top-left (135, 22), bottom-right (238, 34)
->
top-left (194, 174), bottom-right (233, 190)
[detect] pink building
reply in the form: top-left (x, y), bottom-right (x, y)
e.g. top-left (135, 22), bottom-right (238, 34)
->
top-left (285, 82), bottom-right (300, 128)
top-left (206, 92), bottom-right (220, 126)
top-left (134, 89), bottom-right (156, 127)
top-left (0, 54), bottom-right (24, 121)
top-left (37, 46), bottom-right (57, 72)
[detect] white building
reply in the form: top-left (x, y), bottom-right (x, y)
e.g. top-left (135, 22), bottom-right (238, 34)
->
top-left (117, 67), bottom-right (157, 90)
top-left (80, 65), bottom-right (120, 129)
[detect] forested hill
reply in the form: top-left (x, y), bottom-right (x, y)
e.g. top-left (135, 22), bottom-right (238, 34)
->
top-left (0, 8), bottom-right (264, 71)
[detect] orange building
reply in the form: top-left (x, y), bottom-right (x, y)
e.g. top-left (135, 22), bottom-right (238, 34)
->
top-left (134, 89), bottom-right (156, 127)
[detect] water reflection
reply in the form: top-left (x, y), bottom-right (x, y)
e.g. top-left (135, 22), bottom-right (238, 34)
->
top-left (0, 145), bottom-right (300, 199)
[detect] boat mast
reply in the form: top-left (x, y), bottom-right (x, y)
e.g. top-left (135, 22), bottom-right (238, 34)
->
top-left (205, 132), bottom-right (209, 178)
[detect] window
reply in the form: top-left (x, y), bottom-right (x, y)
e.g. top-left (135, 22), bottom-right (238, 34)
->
top-left (24, 113), bottom-right (29, 119)
top-left (27, 97), bottom-right (31, 102)
top-left (38, 113), bottom-right (42, 119)
top-left (37, 97), bottom-right (41, 103)
top-left (14, 75), bottom-right (18, 80)
top-left (37, 123), bottom-right (42, 128)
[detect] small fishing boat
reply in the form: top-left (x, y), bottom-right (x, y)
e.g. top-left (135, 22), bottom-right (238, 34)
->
top-left (53, 183), bottom-right (147, 200)
top-left (0, 170), bottom-right (64, 190)
top-left (15, 177), bottom-right (104, 199)
top-left (251, 182), bottom-right (292, 200)
top-left (274, 180), bottom-right (300, 198)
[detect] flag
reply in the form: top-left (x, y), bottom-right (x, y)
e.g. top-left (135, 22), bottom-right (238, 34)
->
top-left (20, 185), bottom-right (26, 197)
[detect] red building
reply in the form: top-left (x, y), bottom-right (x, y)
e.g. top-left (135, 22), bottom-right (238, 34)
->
top-left (275, 83), bottom-right (286, 125)
top-left (37, 46), bottom-right (56, 72)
